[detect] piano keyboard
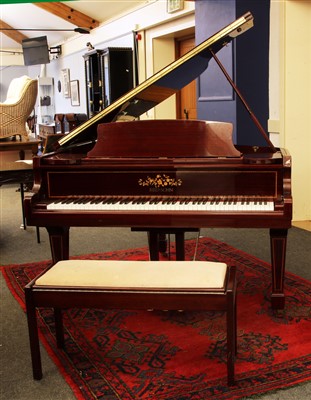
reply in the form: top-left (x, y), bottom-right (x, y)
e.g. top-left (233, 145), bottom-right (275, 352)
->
top-left (47, 196), bottom-right (274, 212)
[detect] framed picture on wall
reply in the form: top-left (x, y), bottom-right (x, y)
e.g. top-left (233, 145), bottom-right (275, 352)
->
top-left (61, 68), bottom-right (70, 98)
top-left (70, 80), bottom-right (80, 106)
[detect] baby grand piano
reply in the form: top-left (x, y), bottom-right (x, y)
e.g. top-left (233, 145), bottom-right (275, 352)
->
top-left (24, 12), bottom-right (292, 310)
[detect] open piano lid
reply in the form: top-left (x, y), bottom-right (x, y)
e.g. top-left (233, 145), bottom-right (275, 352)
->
top-left (54, 12), bottom-right (254, 153)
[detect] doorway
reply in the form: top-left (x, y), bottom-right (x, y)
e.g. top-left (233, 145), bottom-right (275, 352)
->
top-left (176, 37), bottom-right (197, 120)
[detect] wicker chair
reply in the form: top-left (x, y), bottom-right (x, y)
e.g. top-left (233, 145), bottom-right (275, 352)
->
top-left (0, 76), bottom-right (38, 141)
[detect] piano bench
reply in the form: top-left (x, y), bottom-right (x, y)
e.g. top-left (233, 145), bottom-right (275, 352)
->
top-left (24, 260), bottom-right (237, 385)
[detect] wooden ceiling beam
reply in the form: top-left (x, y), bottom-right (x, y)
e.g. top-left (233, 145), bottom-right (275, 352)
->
top-left (0, 19), bottom-right (29, 45)
top-left (34, 2), bottom-right (100, 31)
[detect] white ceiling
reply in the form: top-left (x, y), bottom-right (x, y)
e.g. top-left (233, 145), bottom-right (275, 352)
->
top-left (0, 1), bottom-right (146, 51)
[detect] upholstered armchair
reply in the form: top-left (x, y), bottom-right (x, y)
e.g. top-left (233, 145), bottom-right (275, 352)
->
top-left (0, 76), bottom-right (38, 141)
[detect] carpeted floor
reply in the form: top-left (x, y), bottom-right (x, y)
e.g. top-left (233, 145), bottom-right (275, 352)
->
top-left (1, 184), bottom-right (311, 399)
top-left (2, 238), bottom-right (311, 399)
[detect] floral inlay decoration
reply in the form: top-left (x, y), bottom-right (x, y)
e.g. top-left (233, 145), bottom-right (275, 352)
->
top-left (138, 174), bottom-right (182, 188)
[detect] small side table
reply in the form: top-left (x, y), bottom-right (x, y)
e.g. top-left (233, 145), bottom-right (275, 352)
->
top-left (0, 138), bottom-right (41, 240)
top-left (0, 138), bottom-right (41, 158)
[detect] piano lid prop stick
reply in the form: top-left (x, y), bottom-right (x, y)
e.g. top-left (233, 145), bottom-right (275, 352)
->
top-left (209, 49), bottom-right (276, 153)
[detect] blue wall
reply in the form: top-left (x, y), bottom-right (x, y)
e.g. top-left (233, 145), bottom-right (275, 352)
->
top-left (195, 0), bottom-right (270, 146)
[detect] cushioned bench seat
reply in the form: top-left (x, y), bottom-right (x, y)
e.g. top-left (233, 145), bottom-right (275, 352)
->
top-left (25, 260), bottom-right (237, 385)
top-left (35, 260), bottom-right (228, 289)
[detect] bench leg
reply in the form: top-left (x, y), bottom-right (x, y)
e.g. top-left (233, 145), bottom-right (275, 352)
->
top-left (226, 288), bottom-right (237, 386)
top-left (25, 288), bottom-right (42, 380)
top-left (234, 294), bottom-right (237, 356)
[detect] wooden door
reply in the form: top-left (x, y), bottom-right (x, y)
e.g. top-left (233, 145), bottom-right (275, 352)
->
top-left (176, 37), bottom-right (197, 120)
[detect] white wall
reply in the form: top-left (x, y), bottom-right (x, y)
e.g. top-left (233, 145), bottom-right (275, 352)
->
top-left (269, 0), bottom-right (311, 221)
top-left (46, 34), bottom-right (135, 115)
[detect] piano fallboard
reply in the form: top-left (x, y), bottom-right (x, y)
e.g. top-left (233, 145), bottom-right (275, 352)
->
top-left (45, 169), bottom-right (281, 197)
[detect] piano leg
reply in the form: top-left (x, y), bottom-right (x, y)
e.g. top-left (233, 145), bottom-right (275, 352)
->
top-left (46, 226), bottom-right (70, 265)
top-left (140, 228), bottom-right (198, 261)
top-left (175, 232), bottom-right (185, 261)
top-left (147, 230), bottom-right (186, 260)
top-left (270, 228), bottom-right (288, 310)
top-left (148, 231), bottom-right (160, 261)
top-left (158, 233), bottom-right (168, 254)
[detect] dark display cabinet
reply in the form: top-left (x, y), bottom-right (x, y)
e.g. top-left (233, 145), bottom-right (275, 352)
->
top-left (83, 47), bottom-right (133, 118)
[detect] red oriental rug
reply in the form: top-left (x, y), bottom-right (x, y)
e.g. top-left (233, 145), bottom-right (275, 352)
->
top-left (2, 237), bottom-right (311, 399)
